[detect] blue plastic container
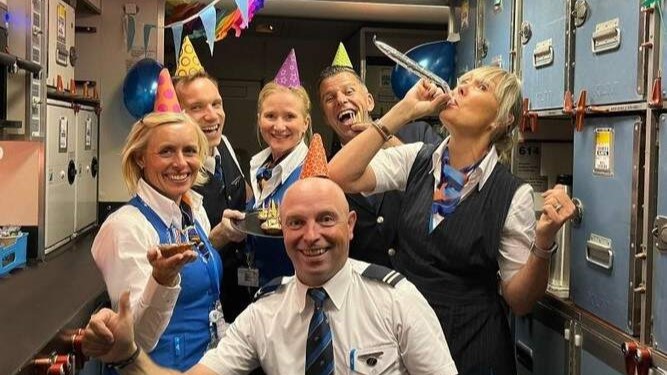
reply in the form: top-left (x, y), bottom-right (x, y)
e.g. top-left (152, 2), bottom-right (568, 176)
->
top-left (0, 232), bottom-right (28, 277)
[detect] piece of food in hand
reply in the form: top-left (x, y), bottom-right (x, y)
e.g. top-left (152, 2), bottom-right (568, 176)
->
top-left (158, 242), bottom-right (195, 258)
top-left (260, 218), bottom-right (282, 235)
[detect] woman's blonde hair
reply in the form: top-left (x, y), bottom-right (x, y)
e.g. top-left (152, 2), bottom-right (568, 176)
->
top-left (256, 81), bottom-right (313, 146)
top-left (121, 111), bottom-right (209, 194)
top-left (459, 66), bottom-right (522, 165)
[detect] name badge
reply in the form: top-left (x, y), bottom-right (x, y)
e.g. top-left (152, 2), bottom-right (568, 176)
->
top-left (238, 267), bottom-right (260, 287)
top-left (207, 301), bottom-right (228, 349)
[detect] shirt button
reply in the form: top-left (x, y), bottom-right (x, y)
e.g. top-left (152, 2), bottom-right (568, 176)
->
top-left (227, 195), bottom-right (232, 201)
top-left (388, 248), bottom-right (396, 256)
top-left (376, 216), bottom-right (384, 224)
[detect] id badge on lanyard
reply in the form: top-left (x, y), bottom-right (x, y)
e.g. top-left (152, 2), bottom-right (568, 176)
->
top-left (238, 249), bottom-right (260, 287)
top-left (207, 300), bottom-right (229, 349)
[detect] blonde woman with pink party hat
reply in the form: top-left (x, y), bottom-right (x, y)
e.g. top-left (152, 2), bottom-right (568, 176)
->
top-left (240, 49), bottom-right (314, 288)
top-left (91, 69), bottom-right (225, 372)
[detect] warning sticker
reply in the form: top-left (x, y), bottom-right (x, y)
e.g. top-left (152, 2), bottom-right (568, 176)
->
top-left (593, 127), bottom-right (613, 176)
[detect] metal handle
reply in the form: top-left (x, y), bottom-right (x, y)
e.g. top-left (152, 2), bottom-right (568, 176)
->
top-left (592, 25), bottom-right (621, 53)
top-left (533, 40), bottom-right (554, 68)
top-left (586, 239), bottom-right (614, 269)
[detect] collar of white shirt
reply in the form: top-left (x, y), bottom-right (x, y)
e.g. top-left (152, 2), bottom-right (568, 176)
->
top-left (249, 141), bottom-right (308, 205)
top-left (294, 260), bottom-right (352, 314)
top-left (203, 146), bottom-right (222, 175)
top-left (136, 178), bottom-right (205, 230)
top-left (429, 136), bottom-right (500, 193)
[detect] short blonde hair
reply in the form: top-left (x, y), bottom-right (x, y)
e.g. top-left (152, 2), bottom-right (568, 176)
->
top-left (121, 112), bottom-right (209, 194)
top-left (459, 66), bottom-right (522, 164)
top-left (256, 81), bottom-right (313, 145)
top-left (173, 71), bottom-right (219, 103)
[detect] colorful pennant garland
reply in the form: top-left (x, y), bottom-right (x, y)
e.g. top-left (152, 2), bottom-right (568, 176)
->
top-left (165, 0), bottom-right (265, 63)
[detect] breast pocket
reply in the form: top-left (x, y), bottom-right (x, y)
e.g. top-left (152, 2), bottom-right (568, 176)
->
top-left (349, 344), bottom-right (400, 374)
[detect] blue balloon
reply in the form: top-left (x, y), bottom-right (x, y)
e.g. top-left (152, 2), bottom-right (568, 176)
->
top-left (391, 41), bottom-right (456, 99)
top-left (123, 58), bottom-right (163, 119)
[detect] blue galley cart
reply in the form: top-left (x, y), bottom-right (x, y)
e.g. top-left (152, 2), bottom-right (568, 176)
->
top-left (653, 115), bottom-right (667, 353)
top-left (520, 0), bottom-right (571, 111)
top-left (515, 305), bottom-right (569, 375)
top-left (572, 0), bottom-right (644, 106)
top-left (570, 115), bottom-right (642, 336)
top-left (479, 0), bottom-right (514, 70)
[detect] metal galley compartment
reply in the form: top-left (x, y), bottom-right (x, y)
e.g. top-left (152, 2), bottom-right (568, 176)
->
top-left (570, 115), bottom-right (642, 336)
top-left (74, 106), bottom-right (98, 232)
top-left (572, 0), bottom-right (644, 106)
top-left (652, 114), bottom-right (667, 354)
top-left (45, 99), bottom-right (76, 252)
top-left (479, 0), bottom-right (515, 70)
top-left (520, 0), bottom-right (572, 111)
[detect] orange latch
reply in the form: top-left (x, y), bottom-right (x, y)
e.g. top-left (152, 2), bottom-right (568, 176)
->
top-left (70, 79), bottom-right (77, 96)
top-left (621, 341), bottom-right (637, 375)
top-left (520, 98), bottom-right (538, 133)
top-left (635, 347), bottom-right (652, 375)
top-left (56, 75), bottom-right (64, 93)
top-left (563, 90), bottom-right (574, 114)
top-left (650, 74), bottom-right (662, 108)
top-left (574, 90), bottom-right (587, 132)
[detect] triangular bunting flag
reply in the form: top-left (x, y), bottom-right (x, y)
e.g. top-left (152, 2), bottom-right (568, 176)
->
top-left (171, 24), bottom-right (184, 66)
top-left (200, 5), bottom-right (217, 55)
top-left (234, 0), bottom-right (250, 28)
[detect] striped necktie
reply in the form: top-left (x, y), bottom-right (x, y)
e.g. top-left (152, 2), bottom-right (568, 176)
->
top-left (305, 288), bottom-right (334, 375)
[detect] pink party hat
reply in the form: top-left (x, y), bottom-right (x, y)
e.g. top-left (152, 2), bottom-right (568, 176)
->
top-left (274, 49), bottom-right (301, 88)
top-left (154, 68), bottom-right (181, 113)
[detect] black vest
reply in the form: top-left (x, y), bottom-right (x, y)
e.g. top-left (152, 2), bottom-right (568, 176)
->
top-left (346, 192), bottom-right (402, 268)
top-left (194, 142), bottom-right (246, 227)
top-left (192, 141), bottom-right (249, 321)
top-left (395, 143), bottom-right (521, 375)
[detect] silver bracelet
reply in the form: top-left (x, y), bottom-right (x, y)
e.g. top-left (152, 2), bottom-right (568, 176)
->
top-left (530, 241), bottom-right (558, 260)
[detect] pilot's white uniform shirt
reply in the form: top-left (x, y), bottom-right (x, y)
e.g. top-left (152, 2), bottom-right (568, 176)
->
top-left (200, 259), bottom-right (458, 374)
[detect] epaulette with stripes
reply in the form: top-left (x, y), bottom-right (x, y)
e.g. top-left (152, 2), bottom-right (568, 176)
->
top-left (253, 276), bottom-right (289, 300)
top-left (360, 264), bottom-right (405, 287)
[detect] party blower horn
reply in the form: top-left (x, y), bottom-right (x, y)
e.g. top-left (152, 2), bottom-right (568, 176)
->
top-left (373, 35), bottom-right (452, 95)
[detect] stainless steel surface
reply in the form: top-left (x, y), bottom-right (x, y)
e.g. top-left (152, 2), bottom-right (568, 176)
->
top-left (642, 6), bottom-right (659, 346)
top-left (629, 119), bottom-right (644, 335)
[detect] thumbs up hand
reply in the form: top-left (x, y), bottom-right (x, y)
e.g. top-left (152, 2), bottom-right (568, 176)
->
top-left (82, 291), bottom-right (138, 363)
